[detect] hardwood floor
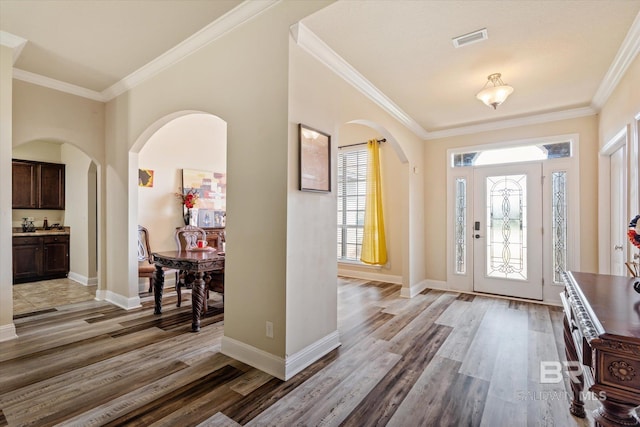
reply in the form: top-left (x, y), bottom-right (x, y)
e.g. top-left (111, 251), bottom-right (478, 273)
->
top-left (0, 278), bottom-right (597, 426)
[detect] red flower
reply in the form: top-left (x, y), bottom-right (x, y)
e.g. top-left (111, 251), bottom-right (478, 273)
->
top-left (176, 188), bottom-right (199, 209)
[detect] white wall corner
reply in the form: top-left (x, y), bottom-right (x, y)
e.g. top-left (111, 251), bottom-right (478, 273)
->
top-left (400, 279), bottom-right (430, 298)
top-left (104, 290), bottom-right (141, 310)
top-left (284, 331), bottom-right (341, 381)
top-left (0, 323), bottom-right (17, 342)
top-left (221, 331), bottom-right (341, 382)
top-left (401, 279), bottom-right (449, 298)
top-left (221, 336), bottom-right (286, 380)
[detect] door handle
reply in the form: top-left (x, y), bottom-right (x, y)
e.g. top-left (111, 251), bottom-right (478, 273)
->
top-left (614, 245), bottom-right (623, 251)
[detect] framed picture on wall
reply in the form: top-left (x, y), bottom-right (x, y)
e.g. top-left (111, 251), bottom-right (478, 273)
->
top-left (299, 123), bottom-right (331, 192)
top-left (182, 169), bottom-right (226, 226)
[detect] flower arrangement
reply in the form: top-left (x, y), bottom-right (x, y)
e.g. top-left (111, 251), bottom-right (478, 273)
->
top-left (176, 187), bottom-right (199, 209)
top-left (628, 215), bottom-right (640, 249)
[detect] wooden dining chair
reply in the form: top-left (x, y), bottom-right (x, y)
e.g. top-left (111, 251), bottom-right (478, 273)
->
top-left (137, 225), bottom-right (157, 293)
top-left (174, 225), bottom-right (224, 312)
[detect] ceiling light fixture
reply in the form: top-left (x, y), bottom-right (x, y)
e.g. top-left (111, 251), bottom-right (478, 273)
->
top-left (476, 73), bottom-right (514, 109)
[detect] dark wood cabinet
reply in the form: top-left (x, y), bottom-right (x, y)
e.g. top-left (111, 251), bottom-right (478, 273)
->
top-left (12, 161), bottom-right (38, 209)
top-left (13, 236), bottom-right (42, 282)
top-left (13, 234), bottom-right (70, 283)
top-left (12, 160), bottom-right (65, 210)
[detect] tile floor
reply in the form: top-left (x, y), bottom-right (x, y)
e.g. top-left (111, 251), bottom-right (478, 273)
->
top-left (12, 278), bottom-right (97, 315)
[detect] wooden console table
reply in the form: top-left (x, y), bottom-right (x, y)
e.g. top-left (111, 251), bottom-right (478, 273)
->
top-left (561, 271), bottom-right (640, 426)
top-left (152, 250), bottom-right (224, 332)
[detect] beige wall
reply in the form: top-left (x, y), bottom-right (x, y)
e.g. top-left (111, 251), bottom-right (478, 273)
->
top-left (103, 1), bottom-right (333, 362)
top-left (0, 45), bottom-right (15, 340)
top-left (425, 115), bottom-right (600, 283)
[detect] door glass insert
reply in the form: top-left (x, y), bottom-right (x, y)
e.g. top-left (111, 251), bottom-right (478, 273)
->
top-left (486, 174), bottom-right (528, 280)
top-left (455, 178), bottom-right (467, 274)
top-left (552, 171), bottom-right (567, 283)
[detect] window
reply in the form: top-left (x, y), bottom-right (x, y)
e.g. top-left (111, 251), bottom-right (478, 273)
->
top-left (452, 142), bottom-right (571, 167)
top-left (337, 148), bottom-right (367, 261)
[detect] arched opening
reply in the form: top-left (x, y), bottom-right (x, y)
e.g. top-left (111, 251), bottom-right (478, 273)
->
top-left (128, 110), bottom-right (227, 309)
top-left (11, 140), bottom-right (100, 314)
top-left (336, 120), bottom-right (412, 292)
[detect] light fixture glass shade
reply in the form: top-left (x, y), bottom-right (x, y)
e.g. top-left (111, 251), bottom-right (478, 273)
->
top-left (476, 73), bottom-right (514, 109)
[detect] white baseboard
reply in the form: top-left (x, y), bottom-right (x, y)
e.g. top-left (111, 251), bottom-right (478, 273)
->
top-left (221, 336), bottom-right (287, 380)
top-left (400, 279), bottom-right (440, 298)
top-left (68, 272), bottom-right (98, 286)
top-left (337, 268), bottom-right (402, 285)
top-left (104, 290), bottom-right (141, 310)
top-left (284, 330), bottom-right (341, 380)
top-left (0, 323), bottom-right (17, 342)
top-left (221, 330), bottom-right (341, 381)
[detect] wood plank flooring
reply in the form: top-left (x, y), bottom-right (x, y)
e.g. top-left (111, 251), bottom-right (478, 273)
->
top-left (0, 278), bottom-right (597, 426)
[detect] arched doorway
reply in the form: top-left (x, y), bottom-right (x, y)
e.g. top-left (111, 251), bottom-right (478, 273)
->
top-left (128, 111), bottom-right (227, 302)
top-left (11, 140), bottom-right (100, 314)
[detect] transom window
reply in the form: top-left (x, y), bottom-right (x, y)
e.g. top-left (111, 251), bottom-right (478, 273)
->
top-left (337, 148), bottom-right (367, 261)
top-left (452, 142), bottom-right (571, 167)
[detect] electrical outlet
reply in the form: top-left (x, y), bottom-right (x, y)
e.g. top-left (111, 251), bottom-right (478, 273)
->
top-left (266, 321), bottom-right (273, 338)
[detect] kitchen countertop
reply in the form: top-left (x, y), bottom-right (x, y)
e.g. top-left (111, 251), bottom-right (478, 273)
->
top-left (12, 227), bottom-right (70, 237)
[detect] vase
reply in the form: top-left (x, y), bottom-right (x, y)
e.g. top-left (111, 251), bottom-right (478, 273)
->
top-left (189, 208), bottom-right (199, 226)
top-left (183, 207), bottom-right (190, 226)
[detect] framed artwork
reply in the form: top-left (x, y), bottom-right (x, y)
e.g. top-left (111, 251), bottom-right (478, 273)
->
top-left (182, 169), bottom-right (226, 227)
top-left (138, 169), bottom-right (154, 187)
top-left (299, 123), bottom-right (331, 192)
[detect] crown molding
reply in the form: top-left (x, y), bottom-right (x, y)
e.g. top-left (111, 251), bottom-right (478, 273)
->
top-left (0, 30), bottom-right (27, 64)
top-left (591, 11), bottom-right (640, 110)
top-left (424, 106), bottom-right (597, 140)
top-left (13, 68), bottom-right (106, 102)
top-left (291, 22), bottom-right (430, 140)
top-left (102, 0), bottom-right (279, 101)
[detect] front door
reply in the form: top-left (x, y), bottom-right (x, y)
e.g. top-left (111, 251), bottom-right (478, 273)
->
top-left (473, 163), bottom-right (543, 300)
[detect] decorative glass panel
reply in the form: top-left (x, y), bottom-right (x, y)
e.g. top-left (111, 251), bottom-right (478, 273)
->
top-left (486, 174), bottom-right (528, 280)
top-left (455, 178), bottom-right (467, 274)
top-left (552, 171), bottom-right (567, 283)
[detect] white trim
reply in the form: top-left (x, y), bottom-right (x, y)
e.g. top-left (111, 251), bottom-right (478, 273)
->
top-left (337, 268), bottom-right (402, 285)
top-left (0, 323), bottom-right (17, 342)
top-left (284, 331), bottom-right (341, 380)
top-left (102, 0), bottom-right (279, 101)
top-left (9, 1), bottom-right (278, 103)
top-left (592, 12), bottom-right (640, 110)
top-left (221, 331), bottom-right (341, 381)
top-left (598, 127), bottom-right (630, 274)
top-left (13, 68), bottom-right (106, 102)
top-left (0, 31), bottom-right (27, 63)
top-left (426, 107), bottom-right (596, 140)
top-left (291, 22), bottom-right (430, 140)
top-left (67, 272), bottom-right (98, 286)
top-left (399, 279), bottom-right (433, 298)
top-left (104, 290), bottom-right (141, 310)
top-left (221, 336), bottom-right (286, 380)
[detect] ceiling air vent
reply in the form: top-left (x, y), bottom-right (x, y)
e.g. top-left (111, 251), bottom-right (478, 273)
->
top-left (452, 28), bottom-right (488, 48)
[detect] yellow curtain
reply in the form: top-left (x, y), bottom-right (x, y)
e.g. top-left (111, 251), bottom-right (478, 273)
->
top-left (360, 139), bottom-right (387, 265)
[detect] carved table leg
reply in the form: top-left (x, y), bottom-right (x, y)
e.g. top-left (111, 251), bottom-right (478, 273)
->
top-left (594, 397), bottom-right (640, 427)
top-left (564, 315), bottom-right (586, 418)
top-left (191, 271), bottom-right (205, 332)
top-left (153, 264), bottom-right (164, 315)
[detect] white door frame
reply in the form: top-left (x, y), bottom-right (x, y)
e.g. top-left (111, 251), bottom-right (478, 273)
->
top-left (446, 134), bottom-right (581, 304)
top-left (598, 126), bottom-right (629, 274)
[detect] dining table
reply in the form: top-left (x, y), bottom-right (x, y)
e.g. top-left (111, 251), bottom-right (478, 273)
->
top-left (152, 249), bottom-right (225, 332)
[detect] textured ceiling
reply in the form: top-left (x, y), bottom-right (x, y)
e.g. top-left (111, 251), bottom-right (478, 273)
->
top-left (1, 0), bottom-right (639, 134)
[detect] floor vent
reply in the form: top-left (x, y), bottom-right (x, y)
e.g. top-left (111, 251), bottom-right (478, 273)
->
top-left (452, 28), bottom-right (488, 48)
